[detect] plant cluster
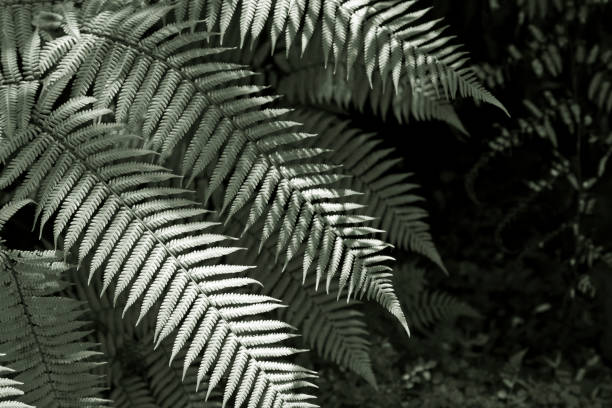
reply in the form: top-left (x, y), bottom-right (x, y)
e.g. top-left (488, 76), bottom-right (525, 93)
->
top-left (0, 0), bottom-right (503, 406)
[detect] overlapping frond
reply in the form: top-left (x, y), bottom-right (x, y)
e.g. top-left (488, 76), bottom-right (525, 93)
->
top-left (226, 220), bottom-right (376, 386)
top-left (0, 246), bottom-right (108, 407)
top-left (274, 62), bottom-right (467, 130)
top-left (289, 109), bottom-right (445, 272)
top-left (0, 1), bottom-right (49, 85)
top-left (170, 0), bottom-right (506, 114)
top-left (68, 270), bottom-right (224, 408)
top-left (0, 76), bottom-right (316, 407)
top-left (200, 31), bottom-right (466, 130)
top-left (40, 1), bottom-right (409, 332)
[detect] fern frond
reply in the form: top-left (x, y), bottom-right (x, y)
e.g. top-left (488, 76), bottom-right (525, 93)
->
top-left (0, 246), bottom-right (109, 407)
top-left (226, 220), bottom-right (376, 386)
top-left (0, 2), bottom-right (49, 84)
top-left (68, 270), bottom-right (225, 408)
top-left (0, 79), bottom-right (316, 407)
top-left (404, 290), bottom-right (480, 332)
top-left (269, 61), bottom-right (467, 129)
top-left (171, 0), bottom-right (506, 113)
top-left (290, 109), bottom-right (445, 272)
top-left (395, 263), bottom-right (479, 333)
top-left (197, 30), bottom-right (466, 130)
top-left (0, 355), bottom-right (32, 408)
top-left (40, 1), bottom-right (409, 333)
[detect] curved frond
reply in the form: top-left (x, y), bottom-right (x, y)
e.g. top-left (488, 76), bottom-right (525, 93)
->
top-left (0, 78), bottom-right (316, 407)
top-left (67, 269), bottom-right (225, 408)
top-left (272, 60), bottom-right (467, 130)
top-left (290, 109), bottom-right (445, 272)
top-left (226, 220), bottom-right (376, 386)
top-left (0, 246), bottom-right (109, 407)
top-left (41, 1), bottom-right (409, 333)
top-left (171, 0), bottom-right (506, 113)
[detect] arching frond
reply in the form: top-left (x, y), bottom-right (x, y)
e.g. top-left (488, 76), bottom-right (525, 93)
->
top-left (171, 0), bottom-right (507, 114)
top-left (68, 270), bottom-right (225, 408)
top-left (0, 246), bottom-right (109, 407)
top-left (0, 1), bottom-right (49, 85)
top-left (226, 220), bottom-right (376, 386)
top-left (40, 1), bottom-right (409, 333)
top-left (196, 29), bottom-right (466, 130)
top-left (289, 109), bottom-right (445, 272)
top-left (0, 78), bottom-right (316, 407)
top-left (272, 61), bottom-right (467, 130)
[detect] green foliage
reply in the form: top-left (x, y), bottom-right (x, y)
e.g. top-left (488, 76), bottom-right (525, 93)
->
top-left (0, 0), bottom-right (499, 406)
top-left (0, 241), bottom-right (108, 406)
top-left (469, 0), bottom-right (612, 290)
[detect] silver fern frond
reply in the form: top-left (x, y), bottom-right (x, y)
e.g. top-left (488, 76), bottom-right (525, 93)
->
top-left (289, 109), bottom-right (445, 273)
top-left (37, 1), bottom-right (409, 333)
top-left (0, 73), bottom-right (316, 407)
top-left (171, 0), bottom-right (507, 114)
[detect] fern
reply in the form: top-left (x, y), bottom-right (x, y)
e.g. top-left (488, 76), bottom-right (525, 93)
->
top-left (0, 355), bottom-right (32, 408)
top-left (171, 0), bottom-right (507, 115)
top-left (226, 220), bottom-right (376, 386)
top-left (66, 267), bottom-right (230, 408)
top-left (0, 0), bottom-right (505, 404)
top-left (238, 43), bottom-right (468, 130)
top-left (70, 276), bottom-right (225, 407)
top-left (395, 264), bottom-right (479, 333)
top-left (404, 290), bottom-right (480, 332)
top-left (0, 74), bottom-right (315, 406)
top-left (290, 109), bottom-right (445, 272)
top-left (206, 32), bottom-right (467, 129)
top-left (38, 0), bottom-right (409, 331)
top-left (0, 244), bottom-right (108, 406)
top-left (273, 63), bottom-right (467, 130)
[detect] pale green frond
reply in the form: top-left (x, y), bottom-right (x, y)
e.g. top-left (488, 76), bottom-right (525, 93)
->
top-left (38, 2), bottom-right (408, 332)
top-left (0, 200), bottom-right (33, 231)
top-left (289, 109), bottom-right (445, 272)
top-left (69, 274), bottom-right (224, 408)
top-left (225, 219), bottom-right (377, 387)
top-left (0, 79), bottom-right (316, 407)
top-left (171, 0), bottom-right (506, 113)
top-left (0, 245), bottom-right (109, 407)
top-left (269, 55), bottom-right (467, 130)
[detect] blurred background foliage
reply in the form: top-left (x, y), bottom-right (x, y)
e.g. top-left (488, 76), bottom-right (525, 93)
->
top-left (306, 0), bottom-right (612, 406)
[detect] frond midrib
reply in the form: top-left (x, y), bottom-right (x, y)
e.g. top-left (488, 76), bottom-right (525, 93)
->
top-left (2, 250), bottom-right (60, 404)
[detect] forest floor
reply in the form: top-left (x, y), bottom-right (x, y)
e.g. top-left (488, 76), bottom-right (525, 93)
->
top-left (310, 180), bottom-right (612, 407)
top-left (314, 307), bottom-right (612, 408)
